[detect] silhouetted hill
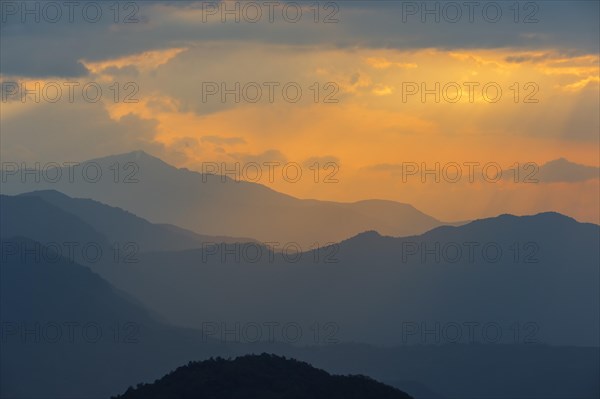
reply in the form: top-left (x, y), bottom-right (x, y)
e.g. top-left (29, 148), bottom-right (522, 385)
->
top-left (113, 354), bottom-right (413, 399)
top-left (0, 151), bottom-right (453, 246)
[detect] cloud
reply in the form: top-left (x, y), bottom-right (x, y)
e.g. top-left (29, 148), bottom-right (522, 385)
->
top-left (506, 53), bottom-right (557, 64)
top-left (0, 101), bottom-right (162, 163)
top-left (201, 135), bottom-right (246, 145)
top-left (366, 57), bottom-right (418, 70)
top-left (302, 156), bottom-right (340, 168)
top-left (229, 149), bottom-right (288, 165)
top-left (1, 1), bottom-right (597, 79)
top-left (372, 85), bottom-right (393, 96)
top-left (365, 163), bottom-right (403, 172)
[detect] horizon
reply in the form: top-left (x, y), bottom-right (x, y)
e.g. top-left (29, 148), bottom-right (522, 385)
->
top-left (2, 148), bottom-right (598, 224)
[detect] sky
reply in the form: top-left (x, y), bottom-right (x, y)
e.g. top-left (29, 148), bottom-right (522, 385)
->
top-left (1, 0), bottom-right (599, 223)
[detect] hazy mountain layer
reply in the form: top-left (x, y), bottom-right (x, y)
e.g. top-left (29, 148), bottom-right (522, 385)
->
top-left (1, 151), bottom-right (453, 247)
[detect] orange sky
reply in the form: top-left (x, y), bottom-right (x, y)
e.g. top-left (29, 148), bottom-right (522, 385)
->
top-left (1, 4), bottom-right (598, 223)
top-left (75, 45), bottom-right (598, 222)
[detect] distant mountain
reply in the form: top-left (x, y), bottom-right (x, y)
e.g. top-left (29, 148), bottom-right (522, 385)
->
top-left (113, 354), bottom-right (413, 399)
top-left (0, 192), bottom-right (255, 271)
top-left (0, 236), bottom-right (154, 327)
top-left (16, 190), bottom-right (256, 252)
top-left (283, 343), bottom-right (599, 399)
top-left (0, 237), bottom-right (417, 399)
top-left (0, 237), bottom-right (238, 398)
top-left (3, 193), bottom-right (597, 346)
top-left (2, 241), bottom-right (597, 398)
top-left (0, 150), bottom-right (454, 246)
top-left (91, 212), bottom-right (599, 347)
top-left (0, 195), bottom-right (110, 265)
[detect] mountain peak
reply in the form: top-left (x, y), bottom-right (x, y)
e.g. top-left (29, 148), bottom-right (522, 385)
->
top-left (356, 230), bottom-right (382, 238)
top-left (345, 230), bottom-right (384, 243)
top-left (127, 150), bottom-right (158, 160)
top-left (84, 150), bottom-right (176, 170)
top-left (102, 149), bottom-right (158, 161)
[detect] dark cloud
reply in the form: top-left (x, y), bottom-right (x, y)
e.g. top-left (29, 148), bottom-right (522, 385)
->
top-left (102, 65), bottom-right (140, 77)
top-left (1, 1), bottom-right (597, 78)
top-left (506, 54), bottom-right (556, 64)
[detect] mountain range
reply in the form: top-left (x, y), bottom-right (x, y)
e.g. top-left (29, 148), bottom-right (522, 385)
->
top-left (0, 151), bottom-right (459, 247)
top-left (2, 191), bottom-right (598, 347)
top-left (1, 237), bottom-right (597, 398)
top-left (2, 152), bottom-right (598, 398)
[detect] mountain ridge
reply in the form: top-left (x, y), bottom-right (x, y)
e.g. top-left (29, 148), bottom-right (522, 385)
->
top-left (1, 151), bottom-right (457, 246)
